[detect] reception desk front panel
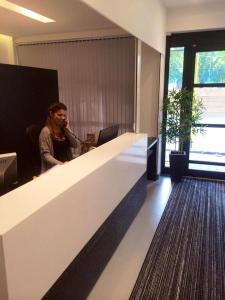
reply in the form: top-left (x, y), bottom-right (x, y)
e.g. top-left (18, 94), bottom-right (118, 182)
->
top-left (0, 133), bottom-right (147, 300)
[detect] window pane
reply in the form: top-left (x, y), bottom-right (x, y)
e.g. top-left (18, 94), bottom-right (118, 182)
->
top-left (189, 127), bottom-right (225, 164)
top-left (195, 87), bottom-right (225, 124)
top-left (189, 163), bottom-right (225, 173)
top-left (168, 47), bottom-right (184, 91)
top-left (165, 47), bottom-right (184, 167)
top-left (194, 51), bottom-right (225, 84)
top-left (165, 142), bottom-right (176, 167)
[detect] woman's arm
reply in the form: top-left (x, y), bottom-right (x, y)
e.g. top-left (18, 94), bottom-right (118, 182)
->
top-left (64, 127), bottom-right (79, 148)
top-left (39, 127), bottom-right (63, 166)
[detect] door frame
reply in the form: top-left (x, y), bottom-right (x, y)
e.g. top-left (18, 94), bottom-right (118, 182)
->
top-left (161, 30), bottom-right (225, 180)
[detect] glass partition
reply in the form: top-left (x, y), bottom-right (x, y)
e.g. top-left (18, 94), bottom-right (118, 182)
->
top-left (194, 87), bottom-right (225, 124)
top-left (194, 51), bottom-right (225, 84)
top-left (168, 47), bottom-right (184, 91)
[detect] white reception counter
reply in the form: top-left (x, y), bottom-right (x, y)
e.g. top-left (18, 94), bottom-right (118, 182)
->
top-left (0, 133), bottom-right (147, 300)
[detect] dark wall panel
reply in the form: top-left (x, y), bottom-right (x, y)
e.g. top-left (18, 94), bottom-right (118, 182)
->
top-left (0, 63), bottom-right (59, 183)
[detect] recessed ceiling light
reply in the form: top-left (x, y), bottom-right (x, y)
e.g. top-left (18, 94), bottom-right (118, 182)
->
top-left (0, 0), bottom-right (55, 23)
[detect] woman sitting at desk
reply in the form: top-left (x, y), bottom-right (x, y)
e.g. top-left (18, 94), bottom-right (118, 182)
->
top-left (39, 102), bottom-right (79, 173)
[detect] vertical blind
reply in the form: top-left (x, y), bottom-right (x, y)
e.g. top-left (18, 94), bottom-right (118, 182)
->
top-left (17, 37), bottom-right (135, 141)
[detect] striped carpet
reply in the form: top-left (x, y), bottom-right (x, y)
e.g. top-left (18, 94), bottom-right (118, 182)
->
top-left (130, 178), bottom-right (225, 300)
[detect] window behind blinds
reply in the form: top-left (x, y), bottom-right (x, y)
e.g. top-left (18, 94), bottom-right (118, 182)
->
top-left (17, 37), bottom-right (135, 141)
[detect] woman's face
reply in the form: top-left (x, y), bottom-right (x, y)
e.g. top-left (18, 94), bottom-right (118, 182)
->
top-left (50, 109), bottom-right (67, 127)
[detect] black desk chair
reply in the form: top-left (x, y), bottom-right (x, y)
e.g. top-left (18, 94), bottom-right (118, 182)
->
top-left (26, 124), bottom-right (43, 176)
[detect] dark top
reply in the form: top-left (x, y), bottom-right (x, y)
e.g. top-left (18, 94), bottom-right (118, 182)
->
top-left (52, 137), bottom-right (71, 162)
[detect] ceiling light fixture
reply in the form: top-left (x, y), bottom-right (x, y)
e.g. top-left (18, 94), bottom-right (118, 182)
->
top-left (0, 0), bottom-right (55, 23)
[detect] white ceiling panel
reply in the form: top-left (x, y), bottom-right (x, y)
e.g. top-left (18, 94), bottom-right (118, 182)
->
top-left (0, 0), bottom-right (116, 37)
top-left (162, 0), bottom-right (225, 7)
top-left (1, 0), bottom-right (225, 38)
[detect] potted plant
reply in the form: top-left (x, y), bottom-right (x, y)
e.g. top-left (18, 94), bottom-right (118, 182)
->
top-left (161, 88), bottom-right (205, 182)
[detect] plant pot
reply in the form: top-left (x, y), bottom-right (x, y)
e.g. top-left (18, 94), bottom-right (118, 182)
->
top-left (169, 151), bottom-right (186, 183)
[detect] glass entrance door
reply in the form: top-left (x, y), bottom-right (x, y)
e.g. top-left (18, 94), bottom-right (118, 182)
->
top-left (188, 50), bottom-right (225, 174)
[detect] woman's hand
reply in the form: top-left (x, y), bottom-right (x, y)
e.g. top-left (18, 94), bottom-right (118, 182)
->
top-left (62, 118), bottom-right (69, 128)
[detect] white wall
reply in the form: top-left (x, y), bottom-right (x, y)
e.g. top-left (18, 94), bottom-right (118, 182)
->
top-left (82, 0), bottom-right (166, 54)
top-left (135, 40), bottom-right (163, 174)
top-left (0, 35), bottom-right (14, 64)
top-left (167, 2), bottom-right (225, 33)
top-left (136, 41), bottom-right (161, 137)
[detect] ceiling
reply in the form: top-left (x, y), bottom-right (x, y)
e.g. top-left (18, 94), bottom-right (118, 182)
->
top-left (0, 0), bottom-right (117, 37)
top-left (162, 0), bottom-right (225, 8)
top-left (1, 0), bottom-right (225, 38)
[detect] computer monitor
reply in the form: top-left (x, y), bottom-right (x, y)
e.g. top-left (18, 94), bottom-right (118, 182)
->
top-left (0, 153), bottom-right (17, 196)
top-left (96, 124), bottom-right (119, 147)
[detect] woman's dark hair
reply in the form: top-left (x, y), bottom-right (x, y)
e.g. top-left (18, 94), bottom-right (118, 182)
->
top-left (48, 102), bottom-right (67, 114)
